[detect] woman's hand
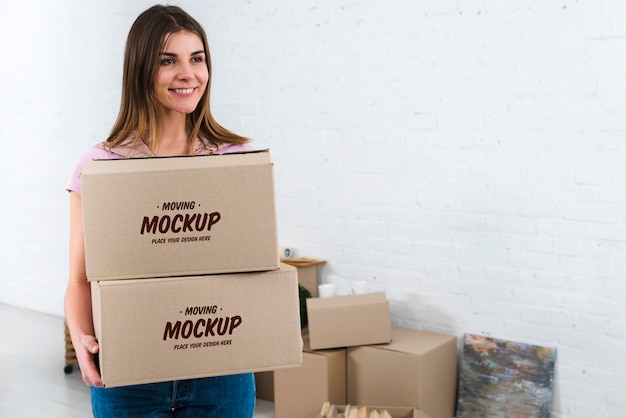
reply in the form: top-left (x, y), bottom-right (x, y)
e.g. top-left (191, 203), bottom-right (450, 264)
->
top-left (76, 334), bottom-right (103, 387)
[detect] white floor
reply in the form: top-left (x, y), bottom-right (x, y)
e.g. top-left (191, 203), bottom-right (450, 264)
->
top-left (0, 302), bottom-right (275, 417)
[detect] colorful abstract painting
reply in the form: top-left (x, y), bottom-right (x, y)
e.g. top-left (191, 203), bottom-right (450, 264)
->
top-left (456, 334), bottom-right (557, 418)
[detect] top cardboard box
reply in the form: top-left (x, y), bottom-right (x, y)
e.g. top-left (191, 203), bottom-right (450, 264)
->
top-left (81, 150), bottom-right (279, 281)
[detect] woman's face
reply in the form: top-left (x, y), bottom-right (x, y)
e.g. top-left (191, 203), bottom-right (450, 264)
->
top-left (155, 31), bottom-right (208, 117)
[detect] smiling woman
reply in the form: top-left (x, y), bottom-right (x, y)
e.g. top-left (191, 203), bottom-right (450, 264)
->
top-left (63, 5), bottom-right (256, 418)
top-left (101, 4), bottom-right (249, 158)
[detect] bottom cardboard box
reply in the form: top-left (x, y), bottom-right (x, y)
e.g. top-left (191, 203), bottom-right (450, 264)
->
top-left (314, 405), bottom-right (432, 418)
top-left (91, 264), bottom-right (302, 387)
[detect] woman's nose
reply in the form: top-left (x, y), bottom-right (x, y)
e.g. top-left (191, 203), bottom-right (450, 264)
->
top-left (176, 61), bottom-right (194, 79)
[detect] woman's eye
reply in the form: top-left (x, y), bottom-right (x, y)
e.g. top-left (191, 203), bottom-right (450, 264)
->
top-left (192, 56), bottom-right (203, 63)
top-left (161, 58), bottom-right (174, 65)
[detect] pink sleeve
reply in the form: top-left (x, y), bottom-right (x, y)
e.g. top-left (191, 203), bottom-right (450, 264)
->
top-left (217, 143), bottom-right (255, 154)
top-left (66, 147), bottom-right (123, 194)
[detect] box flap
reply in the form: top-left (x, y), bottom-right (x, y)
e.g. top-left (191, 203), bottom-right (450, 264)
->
top-left (82, 149), bottom-right (271, 175)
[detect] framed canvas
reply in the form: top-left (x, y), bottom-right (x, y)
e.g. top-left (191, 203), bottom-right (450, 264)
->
top-left (457, 334), bottom-right (557, 418)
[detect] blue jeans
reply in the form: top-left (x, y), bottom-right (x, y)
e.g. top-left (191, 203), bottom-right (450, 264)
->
top-left (91, 373), bottom-right (256, 417)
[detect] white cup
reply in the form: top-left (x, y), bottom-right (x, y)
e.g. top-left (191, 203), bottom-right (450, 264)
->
top-left (351, 281), bottom-right (369, 295)
top-left (318, 284), bottom-right (337, 298)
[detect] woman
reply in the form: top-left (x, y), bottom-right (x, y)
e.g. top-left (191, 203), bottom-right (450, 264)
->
top-left (65, 5), bottom-right (255, 417)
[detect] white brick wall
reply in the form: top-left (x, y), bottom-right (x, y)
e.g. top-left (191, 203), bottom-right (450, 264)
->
top-left (1, 0), bottom-right (625, 416)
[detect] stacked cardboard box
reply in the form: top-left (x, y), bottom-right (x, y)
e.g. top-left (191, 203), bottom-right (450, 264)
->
top-left (81, 150), bottom-right (302, 388)
top-left (81, 150), bottom-right (280, 280)
top-left (274, 335), bottom-right (347, 418)
top-left (347, 328), bottom-right (457, 418)
top-left (259, 291), bottom-right (457, 418)
top-left (306, 292), bottom-right (392, 350)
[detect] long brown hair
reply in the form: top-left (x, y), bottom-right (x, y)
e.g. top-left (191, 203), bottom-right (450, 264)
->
top-left (105, 5), bottom-right (248, 153)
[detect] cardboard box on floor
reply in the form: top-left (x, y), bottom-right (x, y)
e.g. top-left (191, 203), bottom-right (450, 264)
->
top-left (254, 370), bottom-right (275, 401)
top-left (81, 150), bottom-right (279, 281)
top-left (347, 327), bottom-right (457, 418)
top-left (306, 292), bottom-right (392, 350)
top-left (91, 264), bottom-right (302, 388)
top-left (273, 335), bottom-right (347, 418)
top-left (313, 405), bottom-right (433, 418)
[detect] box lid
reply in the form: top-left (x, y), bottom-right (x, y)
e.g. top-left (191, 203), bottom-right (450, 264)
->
top-left (82, 149), bottom-right (271, 175)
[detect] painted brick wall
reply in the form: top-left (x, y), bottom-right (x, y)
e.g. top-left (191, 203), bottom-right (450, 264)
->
top-left (1, 1), bottom-right (625, 416)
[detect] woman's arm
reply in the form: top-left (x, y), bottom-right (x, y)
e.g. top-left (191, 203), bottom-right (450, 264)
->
top-left (64, 191), bottom-right (103, 387)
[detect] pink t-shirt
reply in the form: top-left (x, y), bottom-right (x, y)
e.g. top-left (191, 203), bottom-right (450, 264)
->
top-left (66, 142), bottom-right (253, 194)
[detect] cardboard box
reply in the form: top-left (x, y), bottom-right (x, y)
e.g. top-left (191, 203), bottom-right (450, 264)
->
top-left (274, 336), bottom-right (347, 418)
top-left (313, 405), bottom-right (432, 418)
top-left (81, 150), bottom-right (279, 281)
top-left (306, 292), bottom-right (392, 350)
top-left (91, 264), bottom-right (302, 387)
top-left (254, 370), bottom-right (274, 401)
top-left (347, 328), bottom-right (457, 418)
